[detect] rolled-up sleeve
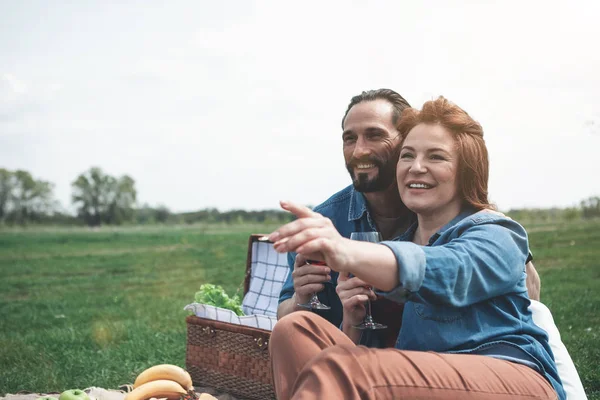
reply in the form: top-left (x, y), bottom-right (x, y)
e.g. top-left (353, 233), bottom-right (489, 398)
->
top-left (377, 219), bottom-right (529, 307)
top-left (376, 241), bottom-right (426, 303)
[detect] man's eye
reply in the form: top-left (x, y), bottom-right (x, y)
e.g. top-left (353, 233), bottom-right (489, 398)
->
top-left (343, 136), bottom-right (356, 143)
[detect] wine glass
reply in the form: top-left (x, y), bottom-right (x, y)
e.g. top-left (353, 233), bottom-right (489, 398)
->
top-left (257, 236), bottom-right (329, 310)
top-left (349, 232), bottom-right (387, 330)
top-left (296, 259), bottom-right (331, 310)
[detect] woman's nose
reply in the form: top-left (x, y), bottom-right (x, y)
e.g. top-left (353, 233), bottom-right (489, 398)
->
top-left (409, 158), bottom-right (426, 173)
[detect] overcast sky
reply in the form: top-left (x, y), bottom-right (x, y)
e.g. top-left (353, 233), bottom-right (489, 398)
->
top-left (1, 0), bottom-right (599, 213)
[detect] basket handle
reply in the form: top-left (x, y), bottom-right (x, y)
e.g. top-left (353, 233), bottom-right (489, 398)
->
top-left (254, 336), bottom-right (269, 351)
top-left (196, 324), bottom-right (268, 351)
top-left (199, 326), bottom-right (216, 338)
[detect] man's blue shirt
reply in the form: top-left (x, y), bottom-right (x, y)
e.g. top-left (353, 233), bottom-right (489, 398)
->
top-left (377, 209), bottom-right (565, 400)
top-left (278, 185), bottom-right (377, 327)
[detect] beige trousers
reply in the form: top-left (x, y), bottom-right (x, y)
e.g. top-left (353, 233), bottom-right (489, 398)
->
top-left (269, 311), bottom-right (558, 400)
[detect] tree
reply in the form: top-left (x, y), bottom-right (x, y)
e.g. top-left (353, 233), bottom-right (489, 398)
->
top-left (0, 168), bottom-right (13, 221)
top-left (134, 204), bottom-right (172, 225)
top-left (14, 170), bottom-right (55, 222)
top-left (106, 175), bottom-right (137, 224)
top-left (154, 205), bottom-right (171, 223)
top-left (581, 196), bottom-right (600, 219)
top-left (563, 207), bottom-right (581, 221)
top-left (0, 169), bottom-right (56, 224)
top-left (71, 167), bottom-right (137, 226)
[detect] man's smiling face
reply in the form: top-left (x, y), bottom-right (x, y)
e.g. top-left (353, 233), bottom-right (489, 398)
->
top-left (342, 99), bottom-right (401, 192)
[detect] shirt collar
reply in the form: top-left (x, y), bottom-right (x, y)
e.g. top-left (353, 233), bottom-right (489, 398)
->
top-left (396, 221), bottom-right (417, 241)
top-left (397, 207), bottom-right (477, 244)
top-left (437, 207), bottom-right (477, 234)
top-left (347, 186), bottom-right (370, 222)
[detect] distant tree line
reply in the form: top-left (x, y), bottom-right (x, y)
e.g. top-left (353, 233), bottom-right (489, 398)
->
top-left (0, 167), bottom-right (295, 227)
top-left (2, 166), bottom-right (599, 227)
top-left (507, 196), bottom-right (600, 223)
top-left (177, 208), bottom-right (295, 225)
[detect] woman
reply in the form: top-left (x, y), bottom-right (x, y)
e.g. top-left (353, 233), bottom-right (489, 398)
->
top-left (266, 97), bottom-right (564, 399)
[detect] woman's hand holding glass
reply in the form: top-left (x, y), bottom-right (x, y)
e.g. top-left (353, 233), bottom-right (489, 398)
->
top-left (336, 272), bottom-right (377, 329)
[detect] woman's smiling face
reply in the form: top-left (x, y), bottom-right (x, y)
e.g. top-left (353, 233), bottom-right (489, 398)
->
top-left (397, 123), bottom-right (462, 216)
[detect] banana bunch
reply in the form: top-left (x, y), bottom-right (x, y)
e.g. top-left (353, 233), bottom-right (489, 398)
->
top-left (125, 364), bottom-right (202, 400)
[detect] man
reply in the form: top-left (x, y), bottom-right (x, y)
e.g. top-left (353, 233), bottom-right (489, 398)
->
top-left (277, 89), bottom-right (541, 329)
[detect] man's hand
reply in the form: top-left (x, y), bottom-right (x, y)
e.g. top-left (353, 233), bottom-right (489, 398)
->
top-left (276, 253), bottom-right (332, 319)
top-left (292, 254), bottom-right (331, 306)
top-left (525, 261), bottom-right (541, 301)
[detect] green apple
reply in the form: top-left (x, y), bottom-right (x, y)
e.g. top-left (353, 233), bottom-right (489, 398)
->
top-left (36, 397), bottom-right (58, 400)
top-left (58, 390), bottom-right (90, 400)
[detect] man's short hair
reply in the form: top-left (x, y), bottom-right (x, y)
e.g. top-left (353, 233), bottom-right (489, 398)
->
top-left (341, 89), bottom-right (411, 129)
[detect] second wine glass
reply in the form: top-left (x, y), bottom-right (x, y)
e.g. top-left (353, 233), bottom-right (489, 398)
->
top-left (349, 232), bottom-right (387, 330)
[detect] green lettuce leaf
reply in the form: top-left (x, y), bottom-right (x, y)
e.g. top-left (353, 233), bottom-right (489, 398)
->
top-left (194, 284), bottom-right (244, 316)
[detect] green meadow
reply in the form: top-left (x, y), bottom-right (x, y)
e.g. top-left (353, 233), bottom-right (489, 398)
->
top-left (0, 221), bottom-right (598, 399)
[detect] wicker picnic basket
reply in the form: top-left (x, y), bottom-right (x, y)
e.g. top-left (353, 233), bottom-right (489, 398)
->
top-left (186, 234), bottom-right (282, 400)
top-left (186, 315), bottom-right (274, 399)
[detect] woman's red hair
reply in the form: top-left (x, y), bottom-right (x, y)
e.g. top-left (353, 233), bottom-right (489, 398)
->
top-left (397, 96), bottom-right (494, 210)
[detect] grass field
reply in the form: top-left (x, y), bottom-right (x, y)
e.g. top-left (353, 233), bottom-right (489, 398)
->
top-left (1, 221), bottom-right (599, 399)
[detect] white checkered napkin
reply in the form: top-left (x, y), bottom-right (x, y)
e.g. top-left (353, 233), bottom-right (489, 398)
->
top-left (241, 240), bottom-right (289, 317)
top-left (183, 303), bottom-right (278, 331)
top-left (183, 238), bottom-right (288, 331)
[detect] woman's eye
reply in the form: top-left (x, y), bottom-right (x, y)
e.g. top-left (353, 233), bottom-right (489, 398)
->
top-left (430, 154), bottom-right (446, 160)
top-left (400, 152), bottom-right (414, 159)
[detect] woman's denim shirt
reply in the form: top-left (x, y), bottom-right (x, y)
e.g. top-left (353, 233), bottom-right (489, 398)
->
top-left (377, 209), bottom-right (565, 400)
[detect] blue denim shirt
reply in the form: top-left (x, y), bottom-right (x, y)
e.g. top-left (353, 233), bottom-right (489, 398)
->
top-left (278, 185), bottom-right (378, 328)
top-left (376, 209), bottom-right (565, 400)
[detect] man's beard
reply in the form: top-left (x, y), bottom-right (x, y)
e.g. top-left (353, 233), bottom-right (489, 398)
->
top-left (346, 154), bottom-right (397, 193)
